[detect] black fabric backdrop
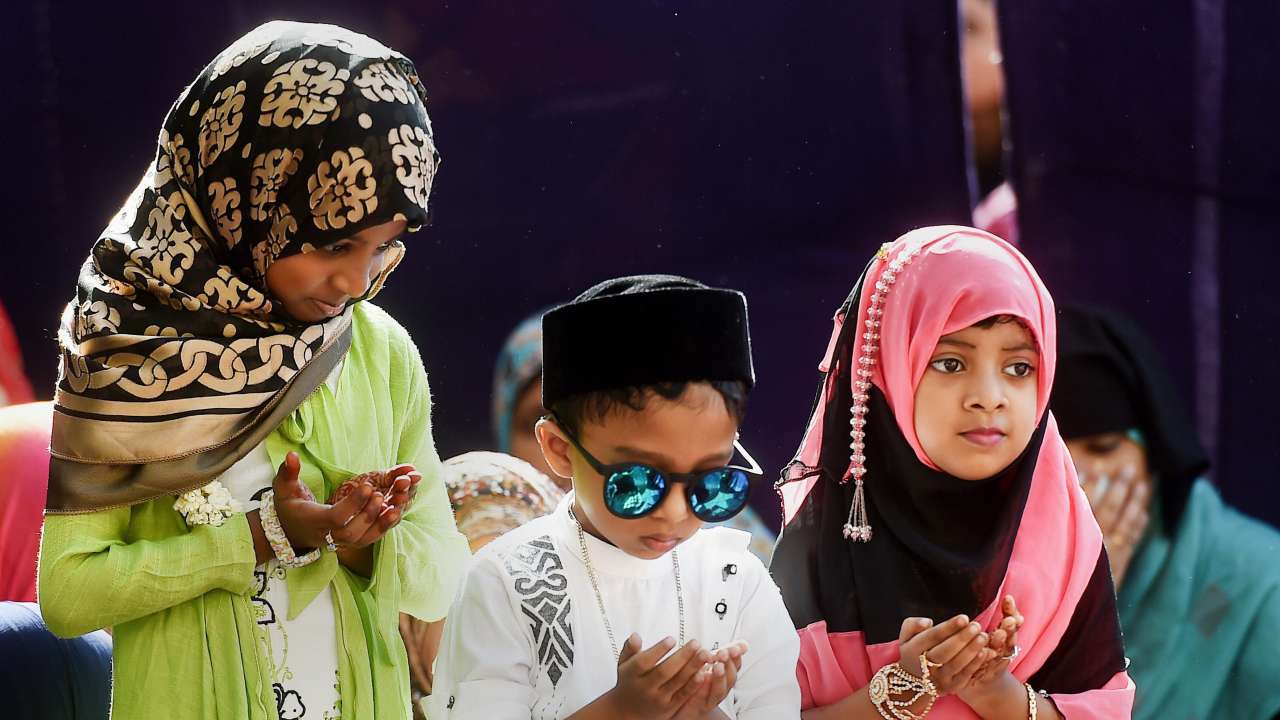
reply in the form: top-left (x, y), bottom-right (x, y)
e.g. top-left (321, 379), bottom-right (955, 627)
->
top-left (1, 0), bottom-right (1274, 527)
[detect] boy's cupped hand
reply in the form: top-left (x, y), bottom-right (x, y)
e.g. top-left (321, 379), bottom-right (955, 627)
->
top-left (273, 452), bottom-right (421, 552)
top-left (607, 634), bottom-right (746, 720)
top-left (671, 640), bottom-right (747, 720)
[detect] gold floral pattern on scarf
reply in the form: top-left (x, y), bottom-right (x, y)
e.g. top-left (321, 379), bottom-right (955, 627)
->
top-left (253, 204), bottom-right (300, 278)
top-left (249, 148), bottom-right (303, 221)
top-left (307, 147), bottom-right (377, 230)
top-left (260, 59), bottom-right (349, 129)
top-left (201, 267), bottom-right (272, 317)
top-left (354, 62), bottom-right (414, 104)
top-left (156, 131), bottom-right (195, 189)
top-left (208, 178), bottom-right (244, 248)
top-left (199, 81), bottom-right (246, 168)
top-left (135, 192), bottom-right (199, 285)
top-left (53, 21), bottom-right (440, 485)
top-left (78, 301), bottom-right (121, 337)
top-left (120, 264), bottom-right (202, 313)
top-left (388, 124), bottom-right (437, 209)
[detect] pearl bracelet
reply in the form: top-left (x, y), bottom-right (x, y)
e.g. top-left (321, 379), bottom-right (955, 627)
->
top-left (1025, 683), bottom-right (1038, 720)
top-left (868, 657), bottom-right (938, 719)
top-left (259, 489), bottom-right (320, 569)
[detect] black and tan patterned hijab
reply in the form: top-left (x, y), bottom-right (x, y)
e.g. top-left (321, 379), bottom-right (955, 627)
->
top-left (48, 21), bottom-right (440, 513)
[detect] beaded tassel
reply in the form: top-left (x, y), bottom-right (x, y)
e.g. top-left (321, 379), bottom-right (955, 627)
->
top-left (841, 241), bottom-right (923, 543)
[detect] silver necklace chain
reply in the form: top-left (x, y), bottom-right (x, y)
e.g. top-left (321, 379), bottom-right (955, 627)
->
top-left (569, 507), bottom-right (685, 658)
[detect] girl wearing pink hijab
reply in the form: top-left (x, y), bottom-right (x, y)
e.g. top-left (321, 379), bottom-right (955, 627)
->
top-left (772, 227), bottom-right (1134, 719)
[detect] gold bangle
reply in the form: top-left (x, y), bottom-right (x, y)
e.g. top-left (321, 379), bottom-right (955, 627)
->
top-left (1025, 682), bottom-right (1038, 720)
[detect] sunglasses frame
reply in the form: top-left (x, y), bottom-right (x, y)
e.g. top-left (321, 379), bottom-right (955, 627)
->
top-left (548, 415), bottom-right (763, 522)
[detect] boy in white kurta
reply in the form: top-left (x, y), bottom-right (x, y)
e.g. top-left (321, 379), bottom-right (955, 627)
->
top-left (431, 276), bottom-right (800, 720)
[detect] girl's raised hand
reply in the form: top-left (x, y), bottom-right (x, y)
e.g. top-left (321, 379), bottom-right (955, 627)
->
top-left (331, 464), bottom-right (421, 551)
top-left (963, 595), bottom-right (1024, 692)
top-left (273, 452), bottom-right (372, 550)
top-left (897, 615), bottom-right (990, 696)
top-left (272, 455), bottom-right (420, 552)
top-left (382, 464), bottom-right (421, 513)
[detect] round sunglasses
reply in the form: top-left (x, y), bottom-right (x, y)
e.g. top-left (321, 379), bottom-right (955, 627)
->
top-left (552, 417), bottom-right (761, 522)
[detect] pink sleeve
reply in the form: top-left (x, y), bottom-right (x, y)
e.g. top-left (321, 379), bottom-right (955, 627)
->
top-left (1047, 671), bottom-right (1135, 719)
top-left (796, 622), bottom-right (875, 711)
top-left (797, 655), bottom-right (814, 710)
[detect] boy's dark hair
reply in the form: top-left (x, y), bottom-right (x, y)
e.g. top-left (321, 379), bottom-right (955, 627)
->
top-left (549, 379), bottom-right (749, 435)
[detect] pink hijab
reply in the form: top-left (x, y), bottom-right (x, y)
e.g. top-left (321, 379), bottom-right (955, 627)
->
top-left (774, 227), bottom-right (1133, 718)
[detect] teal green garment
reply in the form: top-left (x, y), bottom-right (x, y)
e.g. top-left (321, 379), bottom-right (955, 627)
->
top-left (1119, 479), bottom-right (1280, 719)
top-left (38, 303), bottom-right (472, 719)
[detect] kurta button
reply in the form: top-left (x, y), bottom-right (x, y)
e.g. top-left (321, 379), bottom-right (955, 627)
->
top-left (722, 563), bottom-right (738, 581)
top-left (715, 599), bottom-right (728, 619)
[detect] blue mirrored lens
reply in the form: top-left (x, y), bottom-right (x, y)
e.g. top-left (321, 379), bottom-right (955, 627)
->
top-left (604, 465), bottom-right (665, 517)
top-left (689, 469), bottom-right (750, 521)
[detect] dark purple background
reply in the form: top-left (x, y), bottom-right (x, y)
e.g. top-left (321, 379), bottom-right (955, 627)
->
top-left (1, 1), bottom-right (1274, 527)
top-left (1000, 1), bottom-right (1280, 526)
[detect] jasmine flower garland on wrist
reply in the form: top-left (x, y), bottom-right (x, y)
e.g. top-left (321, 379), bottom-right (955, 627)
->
top-left (173, 481), bottom-right (240, 527)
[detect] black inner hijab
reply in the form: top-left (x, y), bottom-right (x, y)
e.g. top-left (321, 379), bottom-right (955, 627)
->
top-left (770, 270), bottom-right (1045, 645)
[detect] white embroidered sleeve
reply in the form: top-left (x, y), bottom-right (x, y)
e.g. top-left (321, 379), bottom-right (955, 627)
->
top-left (429, 556), bottom-right (537, 719)
top-left (728, 554), bottom-right (802, 719)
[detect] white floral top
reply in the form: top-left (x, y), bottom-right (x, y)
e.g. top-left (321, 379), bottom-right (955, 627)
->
top-left (219, 366), bottom-right (344, 720)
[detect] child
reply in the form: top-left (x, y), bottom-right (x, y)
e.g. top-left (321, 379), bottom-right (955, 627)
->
top-left (492, 311), bottom-right (563, 485)
top-left (491, 309), bottom-right (778, 563)
top-left (431, 275), bottom-right (801, 719)
top-left (772, 227), bottom-right (1135, 718)
top-left (402, 452), bottom-right (567, 714)
top-left (37, 21), bottom-right (470, 719)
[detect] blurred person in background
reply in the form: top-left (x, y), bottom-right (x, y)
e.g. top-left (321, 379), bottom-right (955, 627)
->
top-left (0, 601), bottom-right (112, 720)
top-left (0, 402), bottom-right (52, 603)
top-left (1054, 304), bottom-right (1280, 720)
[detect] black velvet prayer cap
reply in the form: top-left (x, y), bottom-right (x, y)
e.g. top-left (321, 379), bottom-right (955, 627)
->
top-left (541, 274), bottom-right (754, 408)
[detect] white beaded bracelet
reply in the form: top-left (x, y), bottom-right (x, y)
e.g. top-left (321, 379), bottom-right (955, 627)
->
top-left (260, 489), bottom-right (321, 569)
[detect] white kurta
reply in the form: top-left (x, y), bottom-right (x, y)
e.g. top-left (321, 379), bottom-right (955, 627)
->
top-left (219, 365), bottom-right (344, 720)
top-left (430, 493), bottom-right (801, 720)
